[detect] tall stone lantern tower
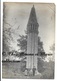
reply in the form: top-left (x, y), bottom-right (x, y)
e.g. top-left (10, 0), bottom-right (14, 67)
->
top-left (26, 5), bottom-right (39, 75)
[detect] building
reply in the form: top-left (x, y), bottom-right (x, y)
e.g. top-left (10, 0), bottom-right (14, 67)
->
top-left (26, 5), bottom-right (39, 75)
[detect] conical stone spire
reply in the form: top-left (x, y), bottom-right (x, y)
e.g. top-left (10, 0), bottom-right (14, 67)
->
top-left (27, 5), bottom-right (39, 34)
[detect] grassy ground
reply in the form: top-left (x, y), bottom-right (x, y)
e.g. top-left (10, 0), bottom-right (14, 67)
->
top-left (2, 58), bottom-right (54, 79)
top-left (38, 58), bottom-right (54, 79)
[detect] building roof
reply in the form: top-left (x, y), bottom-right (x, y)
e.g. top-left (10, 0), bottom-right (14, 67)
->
top-left (27, 5), bottom-right (39, 34)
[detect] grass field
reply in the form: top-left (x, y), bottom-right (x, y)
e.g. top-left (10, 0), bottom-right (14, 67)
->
top-left (2, 58), bottom-right (54, 79)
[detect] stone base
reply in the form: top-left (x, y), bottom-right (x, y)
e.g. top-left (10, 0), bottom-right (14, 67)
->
top-left (24, 69), bottom-right (41, 76)
top-left (35, 70), bottom-right (41, 76)
top-left (24, 69), bottom-right (28, 76)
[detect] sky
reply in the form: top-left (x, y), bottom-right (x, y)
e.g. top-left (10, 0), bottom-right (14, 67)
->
top-left (3, 2), bottom-right (55, 53)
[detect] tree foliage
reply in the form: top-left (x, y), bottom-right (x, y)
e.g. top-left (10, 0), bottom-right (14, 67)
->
top-left (3, 3), bottom-right (11, 52)
top-left (3, 3), bottom-right (20, 52)
top-left (50, 43), bottom-right (55, 54)
top-left (17, 35), bottom-right (27, 52)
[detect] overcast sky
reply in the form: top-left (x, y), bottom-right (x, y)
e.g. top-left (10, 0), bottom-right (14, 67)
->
top-left (3, 2), bottom-right (55, 53)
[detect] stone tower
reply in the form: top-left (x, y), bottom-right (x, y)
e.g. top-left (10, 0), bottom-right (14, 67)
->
top-left (26, 5), bottom-right (39, 75)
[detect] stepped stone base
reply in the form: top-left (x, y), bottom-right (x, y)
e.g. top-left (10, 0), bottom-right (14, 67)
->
top-left (24, 69), bottom-right (41, 76)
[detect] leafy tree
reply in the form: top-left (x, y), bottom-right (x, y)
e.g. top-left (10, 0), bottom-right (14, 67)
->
top-left (50, 43), bottom-right (55, 54)
top-left (17, 35), bottom-right (27, 52)
top-left (38, 36), bottom-right (44, 54)
top-left (3, 3), bottom-right (10, 52)
top-left (3, 3), bottom-right (20, 52)
top-left (50, 43), bottom-right (55, 61)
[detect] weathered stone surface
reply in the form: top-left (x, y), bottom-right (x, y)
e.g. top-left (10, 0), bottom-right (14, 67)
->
top-left (26, 6), bottom-right (39, 73)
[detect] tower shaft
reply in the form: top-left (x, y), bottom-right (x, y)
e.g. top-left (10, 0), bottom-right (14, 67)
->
top-left (27, 33), bottom-right (38, 69)
top-left (26, 6), bottom-right (39, 75)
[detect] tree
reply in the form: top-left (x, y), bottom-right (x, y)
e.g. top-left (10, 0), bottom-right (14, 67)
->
top-left (3, 3), bottom-right (10, 52)
top-left (38, 36), bottom-right (44, 54)
top-left (50, 43), bottom-right (55, 54)
top-left (17, 35), bottom-right (27, 52)
top-left (17, 33), bottom-right (44, 53)
top-left (50, 43), bottom-right (55, 61)
top-left (3, 3), bottom-right (20, 52)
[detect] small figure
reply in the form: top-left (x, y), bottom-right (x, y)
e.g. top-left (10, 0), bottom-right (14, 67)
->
top-left (33, 66), bottom-right (36, 76)
top-left (24, 69), bottom-right (28, 76)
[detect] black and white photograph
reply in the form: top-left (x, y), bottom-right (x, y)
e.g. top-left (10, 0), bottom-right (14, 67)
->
top-left (2, 2), bottom-right (55, 79)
